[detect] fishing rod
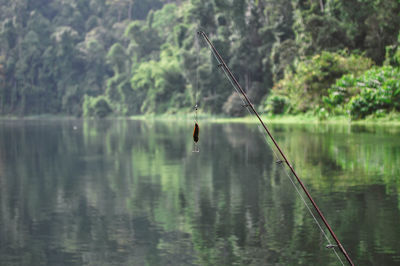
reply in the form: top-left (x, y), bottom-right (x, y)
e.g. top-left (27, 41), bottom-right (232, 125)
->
top-left (197, 31), bottom-right (354, 266)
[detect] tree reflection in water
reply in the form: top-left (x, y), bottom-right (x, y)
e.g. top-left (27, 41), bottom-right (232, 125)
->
top-left (0, 119), bottom-right (399, 265)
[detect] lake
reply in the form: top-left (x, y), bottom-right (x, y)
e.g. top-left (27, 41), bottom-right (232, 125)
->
top-left (0, 119), bottom-right (399, 266)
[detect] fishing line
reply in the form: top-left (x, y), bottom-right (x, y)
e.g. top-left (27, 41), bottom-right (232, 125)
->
top-left (195, 31), bottom-right (200, 117)
top-left (217, 55), bottom-right (344, 264)
top-left (198, 31), bottom-right (349, 265)
top-left (219, 55), bottom-right (345, 265)
top-left (192, 31), bottom-right (201, 153)
top-left (275, 156), bottom-right (345, 266)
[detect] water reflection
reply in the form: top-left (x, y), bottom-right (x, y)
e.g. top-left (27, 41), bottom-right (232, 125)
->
top-left (0, 119), bottom-right (399, 265)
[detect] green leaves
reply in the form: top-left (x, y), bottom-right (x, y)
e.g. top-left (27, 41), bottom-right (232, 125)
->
top-left (130, 45), bottom-right (187, 114)
top-left (347, 67), bottom-right (400, 118)
top-left (125, 19), bottom-right (162, 61)
top-left (0, 0), bottom-right (399, 118)
top-left (83, 95), bottom-right (112, 117)
top-left (323, 66), bottom-right (400, 119)
top-left (107, 43), bottom-right (126, 74)
top-left (269, 51), bottom-right (373, 113)
top-left (264, 95), bottom-right (289, 115)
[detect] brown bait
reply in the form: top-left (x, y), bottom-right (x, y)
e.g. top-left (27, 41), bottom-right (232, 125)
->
top-left (193, 123), bottom-right (199, 143)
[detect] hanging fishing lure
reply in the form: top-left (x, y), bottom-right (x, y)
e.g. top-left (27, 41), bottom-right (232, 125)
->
top-left (192, 121), bottom-right (200, 152)
top-left (192, 105), bottom-right (200, 153)
top-left (193, 123), bottom-right (199, 143)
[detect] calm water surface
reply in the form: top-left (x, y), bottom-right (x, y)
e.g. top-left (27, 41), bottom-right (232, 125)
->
top-left (0, 119), bottom-right (399, 266)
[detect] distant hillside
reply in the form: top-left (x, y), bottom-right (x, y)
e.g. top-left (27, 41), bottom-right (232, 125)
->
top-left (0, 0), bottom-right (399, 118)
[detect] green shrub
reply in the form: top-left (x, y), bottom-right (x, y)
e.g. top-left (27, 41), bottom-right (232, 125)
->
top-left (264, 95), bottom-right (289, 114)
top-left (314, 106), bottom-right (329, 120)
top-left (325, 66), bottom-right (400, 119)
top-left (82, 95), bottom-right (94, 117)
top-left (323, 74), bottom-right (358, 115)
top-left (384, 32), bottom-right (400, 67)
top-left (82, 95), bottom-right (113, 118)
top-left (93, 98), bottom-right (112, 118)
top-left (271, 51), bottom-right (373, 113)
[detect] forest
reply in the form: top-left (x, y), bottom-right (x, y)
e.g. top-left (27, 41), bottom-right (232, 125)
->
top-left (0, 0), bottom-right (400, 119)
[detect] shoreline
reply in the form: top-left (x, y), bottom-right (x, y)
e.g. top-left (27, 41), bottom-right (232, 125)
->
top-left (0, 113), bottom-right (399, 126)
top-left (127, 113), bottom-right (400, 126)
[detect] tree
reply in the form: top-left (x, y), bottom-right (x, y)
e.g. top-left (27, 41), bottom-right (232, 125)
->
top-left (107, 43), bottom-right (126, 74)
top-left (131, 45), bottom-right (187, 114)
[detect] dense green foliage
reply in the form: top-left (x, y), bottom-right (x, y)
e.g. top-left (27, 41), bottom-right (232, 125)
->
top-left (325, 66), bottom-right (400, 119)
top-left (0, 0), bottom-right (400, 118)
top-left (268, 51), bottom-right (373, 113)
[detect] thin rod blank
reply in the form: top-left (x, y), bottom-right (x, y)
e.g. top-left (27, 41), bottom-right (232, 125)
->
top-left (197, 31), bottom-right (354, 266)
